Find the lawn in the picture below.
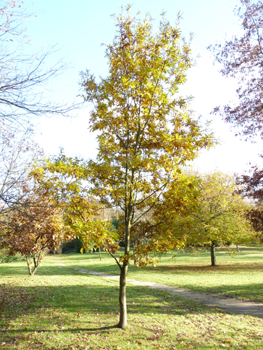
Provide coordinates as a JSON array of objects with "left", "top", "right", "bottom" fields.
[
  {"left": 56, "top": 246, "right": 263, "bottom": 303},
  {"left": 0, "top": 249, "right": 263, "bottom": 350}
]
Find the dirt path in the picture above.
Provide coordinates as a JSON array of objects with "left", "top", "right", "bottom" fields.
[{"left": 55, "top": 263, "right": 263, "bottom": 319}]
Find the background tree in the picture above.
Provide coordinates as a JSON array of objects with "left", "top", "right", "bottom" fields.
[
  {"left": 0, "top": 123, "right": 42, "bottom": 217},
  {"left": 0, "top": 195, "right": 64, "bottom": 276},
  {"left": 0, "top": 1, "right": 79, "bottom": 262},
  {"left": 0, "top": 123, "right": 47, "bottom": 261},
  {"left": 162, "top": 172, "right": 254, "bottom": 266},
  {"left": 0, "top": 0, "right": 77, "bottom": 128},
  {"left": 210, "top": 0, "right": 263, "bottom": 236},
  {"left": 80, "top": 7, "right": 213, "bottom": 328},
  {"left": 236, "top": 168, "right": 263, "bottom": 240},
  {"left": 210, "top": 0, "right": 263, "bottom": 139}
]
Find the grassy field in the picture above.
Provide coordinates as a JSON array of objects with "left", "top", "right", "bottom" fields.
[
  {"left": 56, "top": 246, "right": 263, "bottom": 303},
  {"left": 0, "top": 248, "right": 263, "bottom": 349}
]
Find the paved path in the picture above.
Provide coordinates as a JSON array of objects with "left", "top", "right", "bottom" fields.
[{"left": 54, "top": 263, "right": 263, "bottom": 319}]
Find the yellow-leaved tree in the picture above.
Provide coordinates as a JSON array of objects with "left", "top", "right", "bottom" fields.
[
  {"left": 80, "top": 7, "right": 213, "bottom": 328},
  {"left": 157, "top": 172, "right": 255, "bottom": 266}
]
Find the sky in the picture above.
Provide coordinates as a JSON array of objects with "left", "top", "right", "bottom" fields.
[{"left": 20, "top": 0, "right": 263, "bottom": 175}]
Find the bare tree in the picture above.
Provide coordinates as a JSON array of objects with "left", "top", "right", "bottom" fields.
[
  {"left": 0, "top": 0, "right": 78, "bottom": 128},
  {"left": 0, "top": 123, "right": 42, "bottom": 219}
]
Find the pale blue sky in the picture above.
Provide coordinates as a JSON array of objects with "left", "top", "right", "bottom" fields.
[{"left": 21, "top": 0, "right": 263, "bottom": 174}]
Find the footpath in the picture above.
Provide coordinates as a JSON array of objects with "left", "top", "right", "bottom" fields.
[{"left": 55, "top": 263, "right": 263, "bottom": 319}]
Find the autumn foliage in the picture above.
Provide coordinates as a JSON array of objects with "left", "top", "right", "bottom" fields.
[
  {"left": 80, "top": 7, "right": 213, "bottom": 328},
  {"left": 210, "top": 0, "right": 263, "bottom": 244},
  {"left": 1, "top": 196, "right": 64, "bottom": 275},
  {"left": 30, "top": 153, "right": 116, "bottom": 254},
  {"left": 236, "top": 168, "right": 263, "bottom": 239},
  {"left": 210, "top": 0, "right": 263, "bottom": 139},
  {"left": 163, "top": 172, "right": 254, "bottom": 266}
]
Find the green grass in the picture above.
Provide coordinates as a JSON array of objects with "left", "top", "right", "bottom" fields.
[
  {"left": 56, "top": 246, "right": 263, "bottom": 303},
  {"left": 1, "top": 252, "right": 263, "bottom": 349}
]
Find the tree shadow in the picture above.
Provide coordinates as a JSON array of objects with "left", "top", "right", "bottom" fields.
[
  {"left": 0, "top": 264, "right": 107, "bottom": 277},
  {"left": 0, "top": 281, "right": 233, "bottom": 331},
  {"left": 0, "top": 325, "right": 117, "bottom": 334},
  {"left": 125, "top": 262, "right": 263, "bottom": 277}
]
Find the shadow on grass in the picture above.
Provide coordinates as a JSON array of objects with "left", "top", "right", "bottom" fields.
[
  {"left": 2, "top": 260, "right": 263, "bottom": 279},
  {"left": 0, "top": 281, "right": 232, "bottom": 331},
  {"left": 0, "top": 264, "right": 109, "bottom": 277},
  {"left": 0, "top": 325, "right": 118, "bottom": 333},
  {"left": 149, "top": 262, "right": 263, "bottom": 273}
]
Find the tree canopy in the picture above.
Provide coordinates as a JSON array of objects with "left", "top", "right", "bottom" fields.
[
  {"left": 210, "top": 0, "right": 263, "bottom": 242},
  {"left": 160, "top": 172, "right": 254, "bottom": 266},
  {"left": 0, "top": 195, "right": 64, "bottom": 275}
]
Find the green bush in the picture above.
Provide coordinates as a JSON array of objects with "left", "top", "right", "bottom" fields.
[
  {"left": 62, "top": 237, "right": 85, "bottom": 254},
  {"left": 0, "top": 252, "right": 25, "bottom": 263}
]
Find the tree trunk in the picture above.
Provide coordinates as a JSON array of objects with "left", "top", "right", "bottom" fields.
[
  {"left": 99, "top": 247, "right": 102, "bottom": 261},
  {"left": 211, "top": 243, "right": 216, "bottom": 266},
  {"left": 26, "top": 256, "right": 38, "bottom": 275},
  {"left": 26, "top": 256, "right": 32, "bottom": 275},
  {"left": 117, "top": 206, "right": 131, "bottom": 328},
  {"left": 117, "top": 263, "right": 128, "bottom": 328},
  {"left": 30, "top": 266, "right": 38, "bottom": 276},
  {"left": 26, "top": 254, "right": 40, "bottom": 276},
  {"left": 236, "top": 244, "right": 240, "bottom": 252}
]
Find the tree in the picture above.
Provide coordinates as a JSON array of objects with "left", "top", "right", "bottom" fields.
[
  {"left": 210, "top": 0, "right": 263, "bottom": 239},
  {"left": 0, "top": 123, "right": 42, "bottom": 217},
  {"left": 0, "top": 195, "right": 65, "bottom": 275},
  {"left": 80, "top": 7, "right": 213, "bottom": 328},
  {"left": 162, "top": 172, "right": 254, "bottom": 266},
  {"left": 236, "top": 168, "right": 263, "bottom": 240},
  {"left": 0, "top": 122, "right": 46, "bottom": 249},
  {"left": 210, "top": 0, "right": 263, "bottom": 139},
  {"left": 0, "top": 0, "right": 77, "bottom": 128}
]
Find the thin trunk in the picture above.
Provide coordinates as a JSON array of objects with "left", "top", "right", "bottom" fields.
[
  {"left": 117, "top": 264, "right": 128, "bottom": 328},
  {"left": 99, "top": 247, "right": 102, "bottom": 261},
  {"left": 30, "top": 266, "right": 38, "bottom": 276},
  {"left": 26, "top": 254, "right": 40, "bottom": 276},
  {"left": 236, "top": 244, "right": 240, "bottom": 252},
  {"left": 117, "top": 137, "right": 133, "bottom": 329},
  {"left": 133, "top": 242, "right": 137, "bottom": 265},
  {"left": 26, "top": 256, "right": 32, "bottom": 275},
  {"left": 117, "top": 195, "right": 131, "bottom": 328},
  {"left": 211, "top": 242, "right": 216, "bottom": 266}
]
